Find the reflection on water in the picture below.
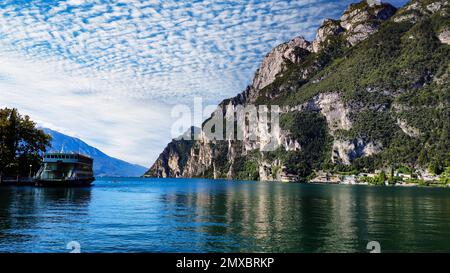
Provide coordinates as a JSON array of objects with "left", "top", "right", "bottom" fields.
[
  {"left": 1, "top": 178, "right": 450, "bottom": 253},
  {"left": 0, "top": 186, "right": 91, "bottom": 252}
]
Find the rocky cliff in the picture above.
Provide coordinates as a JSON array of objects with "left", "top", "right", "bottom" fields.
[{"left": 146, "top": 0, "right": 450, "bottom": 181}]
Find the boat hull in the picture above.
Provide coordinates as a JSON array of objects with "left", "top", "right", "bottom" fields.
[{"left": 35, "top": 178, "right": 95, "bottom": 187}]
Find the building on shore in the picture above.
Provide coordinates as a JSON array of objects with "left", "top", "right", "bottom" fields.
[
  {"left": 310, "top": 171, "right": 341, "bottom": 184},
  {"left": 280, "top": 174, "right": 299, "bottom": 183}
]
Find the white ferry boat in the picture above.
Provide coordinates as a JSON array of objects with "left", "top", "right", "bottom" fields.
[{"left": 34, "top": 153, "right": 95, "bottom": 187}]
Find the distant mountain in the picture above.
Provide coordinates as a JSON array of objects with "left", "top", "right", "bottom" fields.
[{"left": 43, "top": 128, "right": 147, "bottom": 177}]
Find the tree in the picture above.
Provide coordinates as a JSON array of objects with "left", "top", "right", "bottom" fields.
[
  {"left": 0, "top": 108, "right": 51, "bottom": 177},
  {"left": 378, "top": 171, "right": 386, "bottom": 185}
]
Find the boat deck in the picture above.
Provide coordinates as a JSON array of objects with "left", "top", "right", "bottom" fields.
[{"left": 0, "top": 178, "right": 35, "bottom": 186}]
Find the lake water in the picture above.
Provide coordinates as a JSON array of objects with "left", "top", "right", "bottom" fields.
[{"left": 1, "top": 178, "right": 450, "bottom": 253}]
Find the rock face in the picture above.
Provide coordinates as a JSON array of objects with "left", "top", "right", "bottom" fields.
[
  {"left": 182, "top": 132, "right": 214, "bottom": 177},
  {"left": 340, "top": 1, "right": 397, "bottom": 46},
  {"left": 311, "top": 19, "right": 344, "bottom": 52},
  {"left": 308, "top": 93, "right": 352, "bottom": 133},
  {"left": 397, "top": 119, "right": 421, "bottom": 138},
  {"left": 146, "top": 0, "right": 450, "bottom": 182},
  {"left": 147, "top": 141, "right": 184, "bottom": 178},
  {"left": 259, "top": 159, "right": 284, "bottom": 182},
  {"left": 146, "top": 127, "right": 198, "bottom": 178},
  {"left": 426, "top": 0, "right": 448, "bottom": 14},
  {"left": 246, "top": 0, "right": 398, "bottom": 100},
  {"left": 394, "top": 0, "right": 449, "bottom": 23},
  {"left": 311, "top": 0, "right": 396, "bottom": 52},
  {"left": 249, "top": 36, "right": 311, "bottom": 100},
  {"left": 332, "top": 138, "right": 382, "bottom": 165},
  {"left": 439, "top": 28, "right": 450, "bottom": 45}
]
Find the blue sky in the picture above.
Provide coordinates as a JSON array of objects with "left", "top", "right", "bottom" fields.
[{"left": 0, "top": 0, "right": 409, "bottom": 166}]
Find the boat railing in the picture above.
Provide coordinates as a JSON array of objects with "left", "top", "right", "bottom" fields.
[
  {"left": 1, "top": 176, "right": 19, "bottom": 182},
  {"left": 0, "top": 176, "right": 35, "bottom": 186}
]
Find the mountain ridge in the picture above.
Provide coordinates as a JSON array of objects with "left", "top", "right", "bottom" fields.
[
  {"left": 43, "top": 128, "right": 147, "bottom": 177},
  {"left": 145, "top": 0, "right": 450, "bottom": 183}
]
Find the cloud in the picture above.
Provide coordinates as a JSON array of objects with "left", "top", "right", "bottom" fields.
[
  {"left": 0, "top": 53, "right": 175, "bottom": 165},
  {"left": 0, "top": 0, "right": 409, "bottom": 166},
  {"left": 67, "top": 0, "right": 86, "bottom": 6}
]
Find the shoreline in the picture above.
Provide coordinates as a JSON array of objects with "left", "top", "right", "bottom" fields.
[
  {"left": 1, "top": 176, "right": 448, "bottom": 189},
  {"left": 140, "top": 176, "right": 450, "bottom": 188}
]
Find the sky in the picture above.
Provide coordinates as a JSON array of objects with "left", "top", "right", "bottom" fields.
[{"left": 0, "top": 0, "right": 409, "bottom": 167}]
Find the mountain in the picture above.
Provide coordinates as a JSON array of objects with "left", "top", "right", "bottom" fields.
[
  {"left": 43, "top": 128, "right": 147, "bottom": 177},
  {"left": 145, "top": 0, "right": 450, "bottom": 182}
]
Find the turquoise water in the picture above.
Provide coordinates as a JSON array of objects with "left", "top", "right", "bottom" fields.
[{"left": 1, "top": 178, "right": 450, "bottom": 253}]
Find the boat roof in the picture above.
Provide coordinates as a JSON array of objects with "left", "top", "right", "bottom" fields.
[{"left": 43, "top": 153, "right": 92, "bottom": 160}]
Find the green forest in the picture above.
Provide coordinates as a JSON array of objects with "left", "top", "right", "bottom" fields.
[{"left": 0, "top": 108, "right": 51, "bottom": 178}]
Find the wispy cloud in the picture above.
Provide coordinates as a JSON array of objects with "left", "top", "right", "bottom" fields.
[{"left": 0, "top": 0, "right": 408, "bottom": 166}]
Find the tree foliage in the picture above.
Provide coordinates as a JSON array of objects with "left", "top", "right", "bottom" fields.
[{"left": 0, "top": 108, "right": 51, "bottom": 177}]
